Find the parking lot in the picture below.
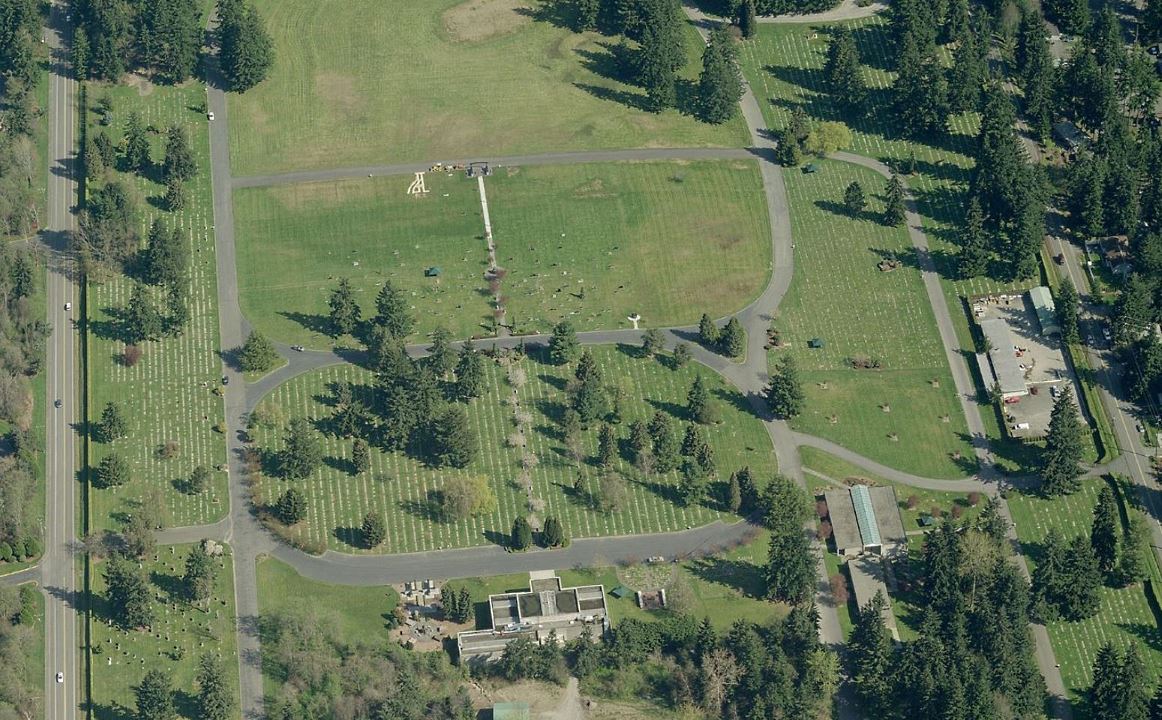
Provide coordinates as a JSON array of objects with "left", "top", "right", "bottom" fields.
[{"left": 973, "top": 292, "right": 1082, "bottom": 439}]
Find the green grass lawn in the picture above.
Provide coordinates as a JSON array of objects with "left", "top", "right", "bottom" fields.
[
  {"left": 256, "top": 555, "right": 400, "bottom": 646},
  {"left": 90, "top": 544, "right": 239, "bottom": 720},
  {"left": 773, "top": 159, "right": 973, "bottom": 478},
  {"left": 233, "top": 159, "right": 771, "bottom": 347},
  {"left": 1007, "top": 479, "right": 1162, "bottom": 703},
  {"left": 249, "top": 344, "right": 776, "bottom": 554},
  {"left": 233, "top": 171, "right": 489, "bottom": 346},
  {"left": 85, "top": 80, "right": 228, "bottom": 532},
  {"left": 737, "top": 19, "right": 1039, "bottom": 422},
  {"left": 488, "top": 160, "right": 771, "bottom": 335},
  {"left": 800, "top": 447, "right": 984, "bottom": 530},
  {"left": 228, "top": 0, "right": 749, "bottom": 176}
]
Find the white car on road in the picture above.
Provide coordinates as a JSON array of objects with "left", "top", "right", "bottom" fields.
[{"left": 56, "top": 672, "right": 63, "bottom": 683}]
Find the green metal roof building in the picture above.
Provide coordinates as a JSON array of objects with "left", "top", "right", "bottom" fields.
[
  {"left": 493, "top": 702, "right": 531, "bottom": 720},
  {"left": 1029, "top": 286, "right": 1060, "bottom": 336}
]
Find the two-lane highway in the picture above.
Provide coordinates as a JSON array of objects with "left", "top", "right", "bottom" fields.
[{"left": 41, "top": 2, "right": 81, "bottom": 718}]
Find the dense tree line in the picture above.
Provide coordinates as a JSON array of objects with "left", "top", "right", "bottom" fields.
[
  {"left": 0, "top": 246, "right": 47, "bottom": 561},
  {"left": 262, "top": 606, "right": 474, "bottom": 720},
  {"left": 0, "top": 0, "right": 42, "bottom": 240},
  {"left": 494, "top": 605, "right": 836, "bottom": 718},
  {"left": 565, "top": 0, "right": 746, "bottom": 121},
  {"left": 71, "top": 0, "right": 274, "bottom": 88},
  {"left": 72, "top": 0, "right": 201, "bottom": 82},
  {"left": 850, "top": 521, "right": 1047, "bottom": 719},
  {"left": 0, "top": 585, "right": 40, "bottom": 717}
]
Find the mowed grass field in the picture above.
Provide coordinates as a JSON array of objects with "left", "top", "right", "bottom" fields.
[
  {"left": 86, "top": 81, "right": 228, "bottom": 532},
  {"left": 736, "top": 19, "right": 1037, "bottom": 354},
  {"left": 487, "top": 160, "right": 772, "bottom": 334},
  {"left": 90, "top": 544, "right": 238, "bottom": 720},
  {"left": 1007, "top": 480, "right": 1162, "bottom": 703},
  {"left": 775, "top": 159, "right": 973, "bottom": 478},
  {"left": 233, "top": 160, "right": 771, "bottom": 346},
  {"left": 233, "top": 172, "right": 489, "bottom": 346},
  {"left": 250, "top": 345, "right": 777, "bottom": 554},
  {"left": 228, "top": 0, "right": 750, "bottom": 176},
  {"left": 256, "top": 556, "right": 400, "bottom": 646}
]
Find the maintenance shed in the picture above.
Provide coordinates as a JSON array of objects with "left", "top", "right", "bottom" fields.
[
  {"left": 1029, "top": 286, "right": 1060, "bottom": 336},
  {"left": 823, "top": 485, "right": 907, "bottom": 559}
]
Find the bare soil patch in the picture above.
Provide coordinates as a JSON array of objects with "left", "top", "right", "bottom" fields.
[
  {"left": 442, "top": 0, "right": 532, "bottom": 43},
  {"left": 268, "top": 178, "right": 378, "bottom": 211},
  {"left": 124, "top": 72, "right": 155, "bottom": 96},
  {"left": 314, "top": 72, "right": 365, "bottom": 115}
]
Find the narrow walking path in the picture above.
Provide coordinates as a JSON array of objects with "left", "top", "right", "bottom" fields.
[
  {"left": 232, "top": 147, "right": 757, "bottom": 189},
  {"left": 476, "top": 174, "right": 508, "bottom": 335}
]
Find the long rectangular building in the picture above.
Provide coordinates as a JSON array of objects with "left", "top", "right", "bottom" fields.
[{"left": 979, "top": 318, "right": 1027, "bottom": 399}]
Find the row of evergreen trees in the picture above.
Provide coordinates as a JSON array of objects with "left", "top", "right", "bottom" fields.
[
  {"left": 567, "top": 0, "right": 744, "bottom": 122},
  {"left": 72, "top": 0, "right": 272, "bottom": 90},
  {"left": 493, "top": 605, "right": 836, "bottom": 718}
]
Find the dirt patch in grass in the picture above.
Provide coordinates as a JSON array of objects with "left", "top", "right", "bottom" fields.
[
  {"left": 314, "top": 72, "right": 364, "bottom": 115},
  {"left": 572, "top": 178, "right": 612, "bottom": 199},
  {"left": 267, "top": 178, "right": 378, "bottom": 211},
  {"left": 442, "top": 0, "right": 533, "bottom": 43},
  {"left": 124, "top": 72, "right": 155, "bottom": 96}
]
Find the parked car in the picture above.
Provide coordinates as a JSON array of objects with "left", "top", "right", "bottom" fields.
[{"left": 1054, "top": 253, "right": 1065, "bottom": 265}]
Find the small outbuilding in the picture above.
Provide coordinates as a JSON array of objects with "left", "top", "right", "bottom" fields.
[
  {"left": 492, "top": 702, "right": 530, "bottom": 720},
  {"left": 808, "top": 337, "right": 825, "bottom": 349},
  {"left": 424, "top": 266, "right": 442, "bottom": 277},
  {"left": 1028, "top": 286, "right": 1059, "bottom": 336},
  {"left": 803, "top": 163, "right": 819, "bottom": 174},
  {"left": 1052, "top": 121, "right": 1088, "bottom": 153}
]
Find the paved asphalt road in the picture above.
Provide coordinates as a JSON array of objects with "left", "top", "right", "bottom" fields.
[
  {"left": 1049, "top": 235, "right": 1162, "bottom": 568},
  {"left": 40, "top": 2, "right": 81, "bottom": 718}
]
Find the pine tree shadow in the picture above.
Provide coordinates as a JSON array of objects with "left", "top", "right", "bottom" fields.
[
  {"left": 399, "top": 491, "right": 445, "bottom": 523},
  {"left": 514, "top": 1, "right": 579, "bottom": 31},
  {"left": 332, "top": 526, "right": 361, "bottom": 549},
  {"left": 323, "top": 455, "right": 356, "bottom": 476},
  {"left": 91, "top": 702, "right": 133, "bottom": 720},
  {"left": 686, "top": 556, "right": 766, "bottom": 598},
  {"left": 646, "top": 397, "right": 687, "bottom": 420},
  {"left": 278, "top": 311, "right": 333, "bottom": 338},
  {"left": 148, "top": 570, "right": 186, "bottom": 603}
]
